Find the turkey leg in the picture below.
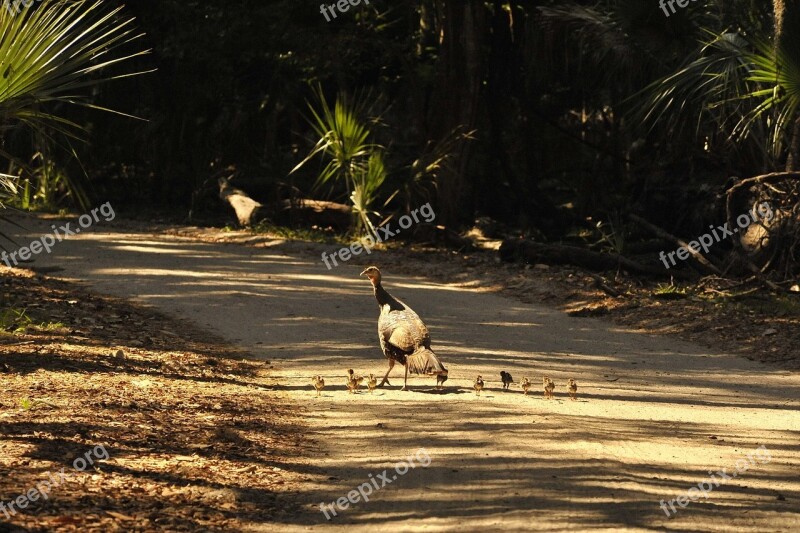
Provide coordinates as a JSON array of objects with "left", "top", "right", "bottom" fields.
[
  {"left": 401, "top": 364, "right": 409, "bottom": 391},
  {"left": 378, "top": 359, "right": 395, "bottom": 387}
]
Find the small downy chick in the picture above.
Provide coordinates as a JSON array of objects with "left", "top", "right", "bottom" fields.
[
  {"left": 368, "top": 374, "right": 378, "bottom": 393},
  {"left": 521, "top": 377, "right": 531, "bottom": 395},
  {"left": 347, "top": 369, "right": 362, "bottom": 394},
  {"left": 543, "top": 377, "right": 555, "bottom": 399},
  {"left": 567, "top": 378, "right": 577, "bottom": 401},
  {"left": 474, "top": 375, "right": 484, "bottom": 396},
  {"left": 436, "top": 371, "right": 448, "bottom": 390},
  {"left": 500, "top": 371, "right": 514, "bottom": 390},
  {"left": 312, "top": 375, "right": 325, "bottom": 397}
]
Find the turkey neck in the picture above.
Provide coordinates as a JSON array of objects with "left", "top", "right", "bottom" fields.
[{"left": 372, "top": 282, "right": 394, "bottom": 307}]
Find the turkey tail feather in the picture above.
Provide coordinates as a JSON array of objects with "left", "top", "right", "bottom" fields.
[{"left": 407, "top": 348, "right": 447, "bottom": 376}]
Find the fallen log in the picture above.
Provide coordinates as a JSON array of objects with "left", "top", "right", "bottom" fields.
[
  {"left": 218, "top": 177, "right": 263, "bottom": 226},
  {"left": 586, "top": 272, "right": 624, "bottom": 298},
  {"left": 629, "top": 213, "right": 723, "bottom": 275},
  {"left": 276, "top": 198, "right": 351, "bottom": 230},
  {"left": 410, "top": 224, "right": 474, "bottom": 251},
  {"left": 499, "top": 238, "right": 691, "bottom": 279},
  {"left": 218, "top": 177, "right": 352, "bottom": 229}
]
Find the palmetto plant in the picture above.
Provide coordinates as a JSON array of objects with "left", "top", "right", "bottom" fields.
[
  {"left": 397, "top": 125, "right": 475, "bottom": 214},
  {"left": 742, "top": 34, "right": 800, "bottom": 167},
  {"left": 636, "top": 25, "right": 800, "bottom": 169},
  {"left": 536, "top": 0, "right": 773, "bottom": 171},
  {"left": 634, "top": 8, "right": 800, "bottom": 276},
  {"left": 291, "top": 86, "right": 387, "bottom": 237},
  {"left": 0, "top": 0, "right": 149, "bottom": 141},
  {"left": 0, "top": 0, "right": 149, "bottom": 215},
  {"left": 0, "top": 173, "right": 15, "bottom": 205},
  {"left": 0, "top": 172, "right": 18, "bottom": 247},
  {"left": 350, "top": 151, "right": 387, "bottom": 236}
]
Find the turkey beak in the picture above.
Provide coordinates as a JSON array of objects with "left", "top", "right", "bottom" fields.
[{"left": 360, "top": 269, "right": 369, "bottom": 277}]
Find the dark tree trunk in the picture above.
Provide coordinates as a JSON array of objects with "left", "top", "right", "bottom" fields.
[
  {"left": 486, "top": 1, "right": 522, "bottom": 207},
  {"left": 774, "top": 0, "right": 800, "bottom": 44},
  {"left": 484, "top": 0, "right": 565, "bottom": 235},
  {"left": 429, "top": 0, "right": 486, "bottom": 228}
]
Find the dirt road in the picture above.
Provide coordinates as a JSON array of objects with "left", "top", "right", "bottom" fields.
[{"left": 9, "top": 214, "right": 799, "bottom": 532}]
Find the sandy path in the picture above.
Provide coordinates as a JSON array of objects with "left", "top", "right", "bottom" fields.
[{"left": 6, "top": 215, "right": 799, "bottom": 532}]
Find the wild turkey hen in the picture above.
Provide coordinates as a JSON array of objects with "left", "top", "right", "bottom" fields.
[{"left": 361, "top": 266, "right": 448, "bottom": 391}]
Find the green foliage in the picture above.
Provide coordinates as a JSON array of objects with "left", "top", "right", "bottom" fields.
[
  {"left": 291, "top": 86, "right": 471, "bottom": 236},
  {"left": 11, "top": 151, "right": 86, "bottom": 211},
  {"left": 294, "top": 87, "right": 377, "bottom": 189},
  {"left": 0, "top": 0, "right": 149, "bottom": 141},
  {"left": 396, "top": 126, "right": 475, "bottom": 213},
  {"left": 0, "top": 173, "right": 17, "bottom": 207},
  {"left": 0, "top": 0, "right": 790, "bottom": 252},
  {"left": 249, "top": 221, "right": 342, "bottom": 244},
  {"left": 653, "top": 282, "right": 689, "bottom": 299},
  {"left": 0, "top": 0, "right": 149, "bottom": 211},
  {"left": 292, "top": 86, "right": 387, "bottom": 237},
  {"left": 738, "top": 36, "right": 800, "bottom": 159},
  {"left": 17, "top": 397, "right": 53, "bottom": 411},
  {"left": 0, "top": 307, "right": 65, "bottom": 334},
  {"left": 351, "top": 151, "right": 388, "bottom": 234},
  {"left": 595, "top": 213, "right": 626, "bottom": 255},
  {"left": 634, "top": 32, "right": 766, "bottom": 162},
  {"left": 635, "top": 16, "right": 800, "bottom": 168},
  {"left": 0, "top": 174, "right": 19, "bottom": 249},
  {"left": 0, "top": 307, "right": 33, "bottom": 333}
]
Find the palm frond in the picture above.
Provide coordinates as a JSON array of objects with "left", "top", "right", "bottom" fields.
[
  {"left": 632, "top": 31, "right": 755, "bottom": 146},
  {"left": 0, "top": 173, "right": 20, "bottom": 250},
  {"left": 0, "top": 0, "right": 149, "bottom": 213},
  {"left": 634, "top": 24, "right": 800, "bottom": 166},
  {"left": 351, "top": 152, "right": 387, "bottom": 236},
  {"left": 0, "top": 0, "right": 151, "bottom": 137},
  {"left": 0, "top": 172, "right": 18, "bottom": 206},
  {"left": 399, "top": 126, "right": 475, "bottom": 211},
  {"left": 733, "top": 36, "right": 800, "bottom": 158}
]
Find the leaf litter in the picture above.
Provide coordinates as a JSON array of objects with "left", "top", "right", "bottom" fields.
[{"left": 0, "top": 266, "right": 309, "bottom": 532}]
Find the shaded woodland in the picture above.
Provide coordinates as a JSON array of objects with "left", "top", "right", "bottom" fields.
[
  {"left": 2, "top": 0, "right": 800, "bottom": 284},
  {"left": 2, "top": 4, "right": 800, "bottom": 532}
]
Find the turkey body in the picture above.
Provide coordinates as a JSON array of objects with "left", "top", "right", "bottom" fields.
[{"left": 375, "top": 284, "right": 440, "bottom": 373}]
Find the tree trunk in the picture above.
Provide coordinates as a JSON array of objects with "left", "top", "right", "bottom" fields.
[
  {"left": 773, "top": 0, "right": 800, "bottom": 44},
  {"left": 429, "top": 0, "right": 486, "bottom": 228}
]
